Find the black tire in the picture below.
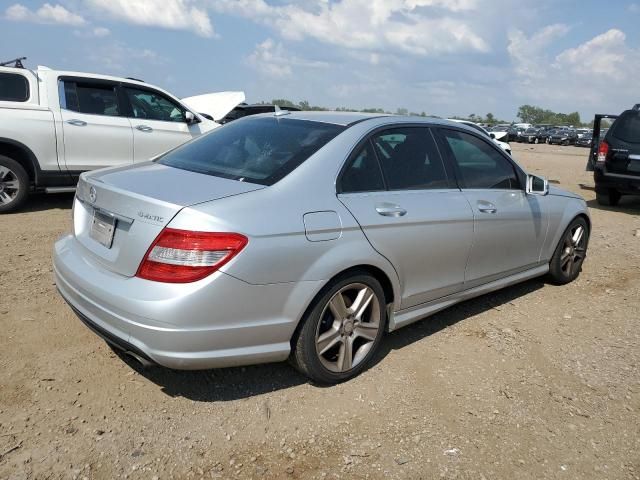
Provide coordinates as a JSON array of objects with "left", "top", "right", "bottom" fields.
[
  {"left": 596, "top": 189, "right": 621, "bottom": 207},
  {"left": 0, "top": 155, "right": 29, "bottom": 213},
  {"left": 548, "top": 217, "right": 589, "bottom": 285},
  {"left": 290, "top": 271, "right": 386, "bottom": 384}
]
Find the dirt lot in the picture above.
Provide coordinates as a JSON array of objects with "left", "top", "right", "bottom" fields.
[{"left": 1, "top": 142, "right": 639, "bottom": 480}]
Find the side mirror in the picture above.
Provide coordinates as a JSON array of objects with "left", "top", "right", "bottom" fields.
[
  {"left": 489, "top": 133, "right": 496, "bottom": 139},
  {"left": 185, "top": 111, "right": 198, "bottom": 125},
  {"left": 526, "top": 174, "right": 548, "bottom": 196}
]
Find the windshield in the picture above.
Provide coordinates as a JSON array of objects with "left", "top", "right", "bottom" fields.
[
  {"left": 525, "top": 128, "right": 537, "bottom": 134},
  {"left": 158, "top": 117, "right": 345, "bottom": 185}
]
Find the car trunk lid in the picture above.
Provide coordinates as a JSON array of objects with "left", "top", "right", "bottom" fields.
[{"left": 74, "top": 162, "right": 263, "bottom": 277}]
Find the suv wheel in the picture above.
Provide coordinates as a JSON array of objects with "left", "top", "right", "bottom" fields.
[
  {"left": 596, "top": 188, "right": 621, "bottom": 207},
  {"left": 290, "top": 272, "right": 386, "bottom": 384},
  {"left": 548, "top": 217, "right": 589, "bottom": 285},
  {"left": 0, "top": 155, "right": 29, "bottom": 213}
]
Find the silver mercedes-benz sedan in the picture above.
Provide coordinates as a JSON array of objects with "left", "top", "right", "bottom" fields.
[{"left": 53, "top": 112, "right": 590, "bottom": 384}]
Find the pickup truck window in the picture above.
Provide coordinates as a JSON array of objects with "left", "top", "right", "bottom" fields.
[
  {"left": 61, "top": 80, "right": 120, "bottom": 116},
  {"left": 0, "top": 72, "right": 29, "bottom": 102},
  {"left": 124, "top": 87, "right": 186, "bottom": 123}
]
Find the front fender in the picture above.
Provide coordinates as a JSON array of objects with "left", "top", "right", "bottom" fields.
[{"left": 540, "top": 196, "right": 590, "bottom": 262}]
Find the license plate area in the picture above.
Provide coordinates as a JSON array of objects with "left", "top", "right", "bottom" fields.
[{"left": 90, "top": 210, "right": 117, "bottom": 249}]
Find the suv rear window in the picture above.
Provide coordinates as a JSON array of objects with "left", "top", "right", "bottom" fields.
[
  {"left": 158, "top": 117, "right": 344, "bottom": 186},
  {"left": 0, "top": 72, "right": 29, "bottom": 102},
  {"left": 611, "top": 111, "right": 640, "bottom": 143}
]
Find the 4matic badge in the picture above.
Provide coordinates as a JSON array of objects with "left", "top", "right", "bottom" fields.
[{"left": 138, "top": 211, "right": 164, "bottom": 223}]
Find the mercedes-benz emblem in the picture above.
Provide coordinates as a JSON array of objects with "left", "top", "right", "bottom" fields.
[{"left": 89, "top": 186, "right": 97, "bottom": 204}]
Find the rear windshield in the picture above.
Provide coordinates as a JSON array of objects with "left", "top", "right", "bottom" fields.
[
  {"left": 0, "top": 72, "right": 29, "bottom": 102},
  {"left": 158, "top": 117, "right": 344, "bottom": 185},
  {"left": 611, "top": 111, "right": 640, "bottom": 143}
]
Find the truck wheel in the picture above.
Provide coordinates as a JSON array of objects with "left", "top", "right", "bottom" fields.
[
  {"left": 596, "top": 189, "right": 621, "bottom": 207},
  {"left": 0, "top": 155, "right": 29, "bottom": 213}
]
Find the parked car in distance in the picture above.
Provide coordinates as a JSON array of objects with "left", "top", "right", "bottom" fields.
[
  {"left": 448, "top": 119, "right": 511, "bottom": 155},
  {"left": 575, "top": 132, "right": 593, "bottom": 148},
  {"left": 220, "top": 103, "right": 301, "bottom": 124},
  {"left": 0, "top": 61, "right": 244, "bottom": 213},
  {"left": 576, "top": 128, "right": 590, "bottom": 139},
  {"left": 536, "top": 127, "right": 554, "bottom": 144},
  {"left": 548, "top": 128, "right": 578, "bottom": 145},
  {"left": 489, "top": 125, "right": 510, "bottom": 142},
  {"left": 520, "top": 128, "right": 540, "bottom": 144},
  {"left": 588, "top": 105, "right": 640, "bottom": 206},
  {"left": 510, "top": 127, "right": 526, "bottom": 142},
  {"left": 53, "top": 112, "right": 590, "bottom": 384}
]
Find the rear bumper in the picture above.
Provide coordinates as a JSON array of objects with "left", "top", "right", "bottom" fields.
[
  {"left": 53, "top": 234, "right": 323, "bottom": 369},
  {"left": 594, "top": 168, "right": 640, "bottom": 194}
]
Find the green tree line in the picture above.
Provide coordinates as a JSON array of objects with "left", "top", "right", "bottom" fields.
[
  {"left": 264, "top": 99, "right": 588, "bottom": 127},
  {"left": 516, "top": 105, "right": 584, "bottom": 126}
]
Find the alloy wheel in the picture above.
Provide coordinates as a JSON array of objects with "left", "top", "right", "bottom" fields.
[
  {"left": 560, "top": 224, "right": 587, "bottom": 276},
  {"left": 315, "top": 283, "right": 382, "bottom": 373},
  {"left": 0, "top": 165, "right": 20, "bottom": 206}
]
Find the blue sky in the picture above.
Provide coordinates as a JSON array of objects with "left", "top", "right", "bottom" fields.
[{"left": 1, "top": 0, "right": 638, "bottom": 122}]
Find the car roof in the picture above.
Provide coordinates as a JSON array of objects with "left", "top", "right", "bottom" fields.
[
  {"left": 265, "top": 111, "right": 388, "bottom": 126},
  {"left": 252, "top": 111, "right": 484, "bottom": 132}
]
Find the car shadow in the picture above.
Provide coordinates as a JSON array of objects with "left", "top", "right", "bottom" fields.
[
  {"left": 586, "top": 195, "right": 640, "bottom": 215},
  {"left": 123, "top": 278, "right": 546, "bottom": 402},
  {"left": 372, "top": 278, "right": 545, "bottom": 368},
  {"left": 13, "top": 192, "right": 75, "bottom": 213}
]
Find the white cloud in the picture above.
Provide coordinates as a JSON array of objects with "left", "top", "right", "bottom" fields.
[
  {"left": 87, "top": 43, "right": 166, "bottom": 73},
  {"left": 5, "top": 3, "right": 86, "bottom": 26},
  {"left": 74, "top": 26, "right": 111, "bottom": 38},
  {"left": 509, "top": 26, "right": 640, "bottom": 115},
  {"left": 91, "top": 26, "right": 110, "bottom": 37},
  {"left": 85, "top": 0, "right": 214, "bottom": 37},
  {"left": 247, "top": 38, "right": 329, "bottom": 78},
  {"left": 554, "top": 29, "right": 627, "bottom": 77},
  {"left": 212, "top": 0, "right": 489, "bottom": 56},
  {"left": 507, "top": 24, "right": 570, "bottom": 80}
]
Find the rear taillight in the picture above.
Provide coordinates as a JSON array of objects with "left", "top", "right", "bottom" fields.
[
  {"left": 597, "top": 140, "right": 609, "bottom": 163},
  {"left": 136, "top": 228, "right": 248, "bottom": 283}
]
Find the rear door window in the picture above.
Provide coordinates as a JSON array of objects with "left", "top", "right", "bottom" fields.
[
  {"left": 372, "top": 127, "right": 449, "bottom": 190},
  {"left": 0, "top": 72, "right": 29, "bottom": 102},
  {"left": 611, "top": 111, "right": 640, "bottom": 143},
  {"left": 61, "top": 80, "right": 120, "bottom": 116},
  {"left": 340, "top": 141, "right": 385, "bottom": 193},
  {"left": 158, "top": 117, "right": 344, "bottom": 185}
]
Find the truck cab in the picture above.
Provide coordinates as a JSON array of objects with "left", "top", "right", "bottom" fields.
[{"left": 0, "top": 61, "right": 243, "bottom": 213}]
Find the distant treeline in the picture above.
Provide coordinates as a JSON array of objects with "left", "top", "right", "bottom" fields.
[{"left": 261, "top": 99, "right": 589, "bottom": 127}]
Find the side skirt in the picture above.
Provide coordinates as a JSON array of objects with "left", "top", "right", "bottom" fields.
[{"left": 388, "top": 264, "right": 549, "bottom": 331}]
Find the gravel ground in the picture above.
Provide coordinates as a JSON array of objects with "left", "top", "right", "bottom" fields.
[{"left": 1, "top": 142, "right": 639, "bottom": 480}]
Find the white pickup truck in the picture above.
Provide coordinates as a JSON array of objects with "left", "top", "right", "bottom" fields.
[{"left": 0, "top": 62, "right": 244, "bottom": 213}]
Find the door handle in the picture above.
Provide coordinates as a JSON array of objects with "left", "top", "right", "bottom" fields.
[
  {"left": 135, "top": 125, "right": 153, "bottom": 132},
  {"left": 477, "top": 201, "right": 497, "bottom": 214},
  {"left": 375, "top": 203, "right": 407, "bottom": 217},
  {"left": 66, "top": 119, "right": 87, "bottom": 127}
]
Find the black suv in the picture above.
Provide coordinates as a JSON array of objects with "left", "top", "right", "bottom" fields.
[{"left": 588, "top": 105, "right": 640, "bottom": 206}]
